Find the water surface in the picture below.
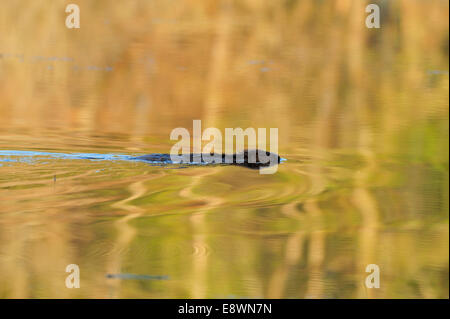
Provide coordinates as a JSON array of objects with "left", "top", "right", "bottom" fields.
[{"left": 0, "top": 0, "right": 448, "bottom": 298}]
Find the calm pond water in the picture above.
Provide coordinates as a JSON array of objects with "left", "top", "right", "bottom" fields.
[{"left": 0, "top": 1, "right": 448, "bottom": 298}]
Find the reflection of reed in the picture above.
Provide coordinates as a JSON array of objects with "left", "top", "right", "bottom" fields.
[
  {"left": 203, "top": 0, "right": 233, "bottom": 128},
  {"left": 345, "top": 2, "right": 381, "bottom": 297},
  {"left": 179, "top": 154, "right": 226, "bottom": 298},
  {"left": 107, "top": 180, "right": 147, "bottom": 298},
  {"left": 0, "top": 209, "right": 79, "bottom": 298},
  {"left": 353, "top": 186, "right": 378, "bottom": 299},
  {"left": 181, "top": 0, "right": 234, "bottom": 297},
  {"left": 303, "top": 202, "right": 326, "bottom": 298},
  {"left": 2, "top": 223, "right": 31, "bottom": 298},
  {"left": 296, "top": 18, "right": 342, "bottom": 297},
  {"left": 267, "top": 232, "right": 304, "bottom": 298}
]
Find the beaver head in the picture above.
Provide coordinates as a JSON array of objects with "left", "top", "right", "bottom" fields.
[{"left": 220, "top": 149, "right": 281, "bottom": 169}]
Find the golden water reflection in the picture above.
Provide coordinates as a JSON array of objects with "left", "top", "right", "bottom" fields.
[{"left": 0, "top": 0, "right": 448, "bottom": 298}]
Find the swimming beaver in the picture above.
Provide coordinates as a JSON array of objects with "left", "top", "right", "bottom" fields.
[{"left": 133, "top": 149, "right": 281, "bottom": 169}]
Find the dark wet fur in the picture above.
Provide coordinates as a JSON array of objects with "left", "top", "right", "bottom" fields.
[{"left": 134, "top": 149, "right": 280, "bottom": 169}]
